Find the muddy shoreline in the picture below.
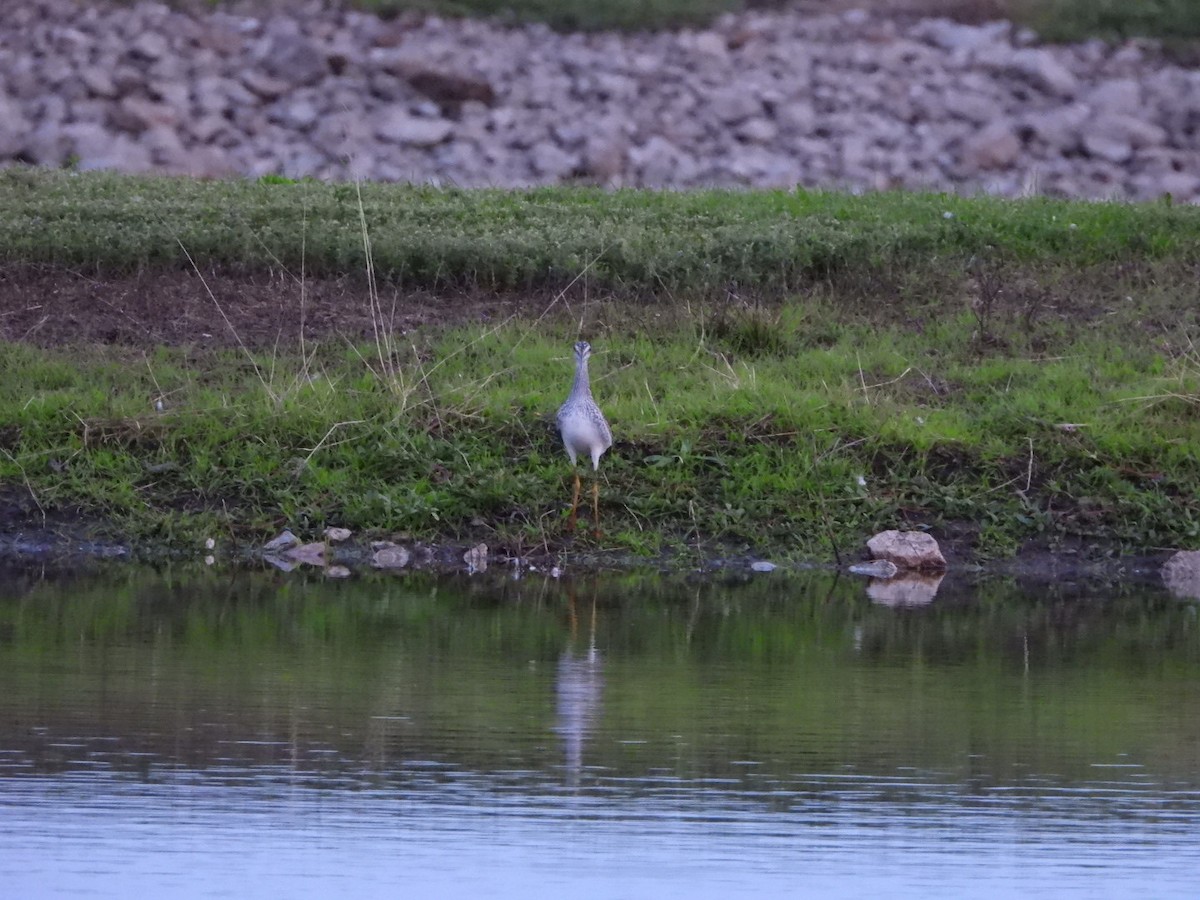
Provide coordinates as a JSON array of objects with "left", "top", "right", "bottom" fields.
[{"left": 0, "top": 490, "right": 1173, "bottom": 589}]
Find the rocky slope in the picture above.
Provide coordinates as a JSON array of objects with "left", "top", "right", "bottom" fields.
[{"left": 2, "top": 0, "right": 1198, "bottom": 200}]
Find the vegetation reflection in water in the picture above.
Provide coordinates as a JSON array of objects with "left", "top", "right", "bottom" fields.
[{"left": 2, "top": 564, "right": 1199, "bottom": 797}]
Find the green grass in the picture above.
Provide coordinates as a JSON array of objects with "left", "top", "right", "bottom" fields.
[
  {"left": 161, "top": 0, "right": 1200, "bottom": 41},
  {"left": 4, "top": 169, "right": 1199, "bottom": 295},
  {"left": 1020, "top": 0, "right": 1200, "bottom": 43},
  {"left": 3, "top": 170, "right": 1200, "bottom": 561}
]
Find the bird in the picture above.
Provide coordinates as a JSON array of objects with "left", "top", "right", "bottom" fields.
[{"left": 556, "top": 341, "right": 612, "bottom": 535}]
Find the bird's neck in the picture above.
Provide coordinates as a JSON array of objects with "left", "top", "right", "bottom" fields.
[{"left": 571, "top": 361, "right": 592, "bottom": 398}]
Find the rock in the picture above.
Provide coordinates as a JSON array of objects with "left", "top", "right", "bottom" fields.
[
  {"left": 708, "top": 86, "right": 761, "bottom": 125},
  {"left": 867, "top": 572, "right": 944, "bottom": 607},
  {"left": 630, "top": 135, "right": 695, "bottom": 187},
  {"left": 264, "top": 529, "right": 300, "bottom": 552},
  {"left": 866, "top": 530, "right": 947, "bottom": 572},
  {"left": 371, "top": 543, "right": 411, "bottom": 569},
  {"left": 262, "top": 33, "right": 328, "bottom": 86},
  {"left": 80, "top": 65, "right": 120, "bottom": 99},
  {"left": 1022, "top": 103, "right": 1090, "bottom": 153},
  {"left": 692, "top": 31, "right": 729, "bottom": 60},
  {"left": 581, "top": 131, "right": 626, "bottom": 182},
  {"left": 1090, "top": 113, "right": 1168, "bottom": 150},
  {"left": 112, "top": 96, "right": 178, "bottom": 132},
  {"left": 1005, "top": 48, "right": 1078, "bottom": 98},
  {"left": 74, "top": 130, "right": 155, "bottom": 174},
  {"left": 1162, "top": 550, "right": 1200, "bottom": 601},
  {"left": 0, "top": 96, "right": 31, "bottom": 157},
  {"left": 736, "top": 117, "right": 777, "bottom": 144},
  {"left": 0, "top": 1, "right": 1191, "bottom": 199},
  {"left": 271, "top": 96, "right": 319, "bottom": 130},
  {"left": 464, "top": 542, "right": 488, "bottom": 574},
  {"left": 530, "top": 141, "right": 577, "bottom": 178},
  {"left": 1159, "top": 171, "right": 1200, "bottom": 201},
  {"left": 1087, "top": 78, "right": 1141, "bottom": 115},
  {"left": 241, "top": 69, "right": 292, "bottom": 100},
  {"left": 961, "top": 120, "right": 1021, "bottom": 171},
  {"left": 142, "top": 124, "right": 187, "bottom": 165},
  {"left": 375, "top": 110, "right": 453, "bottom": 147},
  {"left": 749, "top": 560, "right": 777, "bottom": 573},
  {"left": 130, "top": 31, "right": 170, "bottom": 62},
  {"left": 325, "top": 565, "right": 352, "bottom": 578},
  {"left": 324, "top": 526, "right": 352, "bottom": 542},
  {"left": 1082, "top": 133, "right": 1132, "bottom": 165},
  {"left": 405, "top": 67, "right": 496, "bottom": 109},
  {"left": 943, "top": 90, "right": 1000, "bottom": 126},
  {"left": 189, "top": 113, "right": 229, "bottom": 143},
  {"left": 849, "top": 559, "right": 899, "bottom": 579},
  {"left": 282, "top": 542, "right": 327, "bottom": 567},
  {"left": 912, "top": 19, "right": 1007, "bottom": 53},
  {"left": 775, "top": 100, "right": 816, "bottom": 135}
]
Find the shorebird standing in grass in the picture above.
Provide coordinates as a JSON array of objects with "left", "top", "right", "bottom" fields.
[{"left": 556, "top": 341, "right": 612, "bottom": 536}]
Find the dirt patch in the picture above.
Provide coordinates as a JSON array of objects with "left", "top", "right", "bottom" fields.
[{"left": 0, "top": 265, "right": 541, "bottom": 350}]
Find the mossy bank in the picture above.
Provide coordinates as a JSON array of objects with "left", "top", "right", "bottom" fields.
[{"left": 1, "top": 169, "right": 1199, "bottom": 565}]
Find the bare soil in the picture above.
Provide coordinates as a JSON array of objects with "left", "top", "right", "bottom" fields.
[{"left": 0, "top": 264, "right": 536, "bottom": 350}]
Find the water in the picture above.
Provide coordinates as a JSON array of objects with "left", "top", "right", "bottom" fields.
[{"left": 2, "top": 563, "right": 1199, "bottom": 898}]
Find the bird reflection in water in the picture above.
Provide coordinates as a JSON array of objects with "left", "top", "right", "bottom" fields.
[{"left": 554, "top": 586, "right": 605, "bottom": 788}]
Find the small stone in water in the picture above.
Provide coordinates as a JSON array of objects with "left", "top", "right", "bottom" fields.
[
  {"left": 464, "top": 543, "right": 488, "bottom": 574},
  {"left": 372, "top": 545, "right": 411, "bottom": 569},
  {"left": 264, "top": 529, "right": 300, "bottom": 552},
  {"left": 849, "top": 559, "right": 900, "bottom": 579},
  {"left": 750, "top": 561, "right": 777, "bottom": 572}
]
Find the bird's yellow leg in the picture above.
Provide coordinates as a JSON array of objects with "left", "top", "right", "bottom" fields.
[
  {"left": 591, "top": 479, "right": 602, "bottom": 539},
  {"left": 568, "top": 472, "right": 581, "bottom": 531}
]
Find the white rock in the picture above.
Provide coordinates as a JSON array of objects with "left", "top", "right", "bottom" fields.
[
  {"left": 1160, "top": 171, "right": 1200, "bottom": 200},
  {"left": 707, "top": 86, "right": 761, "bottom": 125},
  {"left": 112, "top": 96, "right": 178, "bottom": 132},
  {"left": 912, "top": 18, "right": 1006, "bottom": 53},
  {"left": 464, "top": 542, "right": 488, "bottom": 574},
  {"left": 1090, "top": 113, "right": 1168, "bottom": 150},
  {"left": 371, "top": 543, "right": 411, "bottom": 569},
  {"left": 867, "top": 572, "right": 944, "bottom": 606},
  {"left": 849, "top": 559, "right": 899, "bottom": 579},
  {"left": 1006, "top": 48, "right": 1078, "bottom": 98},
  {"left": 1162, "top": 550, "right": 1200, "bottom": 601},
  {"left": 1022, "top": 102, "right": 1091, "bottom": 153},
  {"left": 264, "top": 529, "right": 300, "bottom": 552},
  {"left": 736, "top": 117, "right": 777, "bottom": 144},
  {"left": 866, "top": 530, "right": 947, "bottom": 572},
  {"left": 530, "top": 141, "right": 577, "bottom": 177},
  {"left": 0, "top": 96, "right": 31, "bottom": 157},
  {"left": 960, "top": 120, "right": 1021, "bottom": 171},
  {"left": 131, "top": 31, "right": 170, "bottom": 62},
  {"left": 692, "top": 31, "right": 729, "bottom": 60},
  {"left": 261, "top": 33, "right": 327, "bottom": 86},
  {"left": 79, "top": 65, "right": 120, "bottom": 99},
  {"left": 376, "top": 110, "right": 453, "bottom": 146},
  {"left": 943, "top": 90, "right": 999, "bottom": 126},
  {"left": 1082, "top": 132, "right": 1132, "bottom": 165},
  {"left": 1087, "top": 78, "right": 1141, "bottom": 115}
]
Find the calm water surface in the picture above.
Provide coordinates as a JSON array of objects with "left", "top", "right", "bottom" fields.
[{"left": 2, "top": 563, "right": 1199, "bottom": 898}]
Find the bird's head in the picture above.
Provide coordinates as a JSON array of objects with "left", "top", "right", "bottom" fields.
[{"left": 573, "top": 341, "right": 592, "bottom": 362}]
